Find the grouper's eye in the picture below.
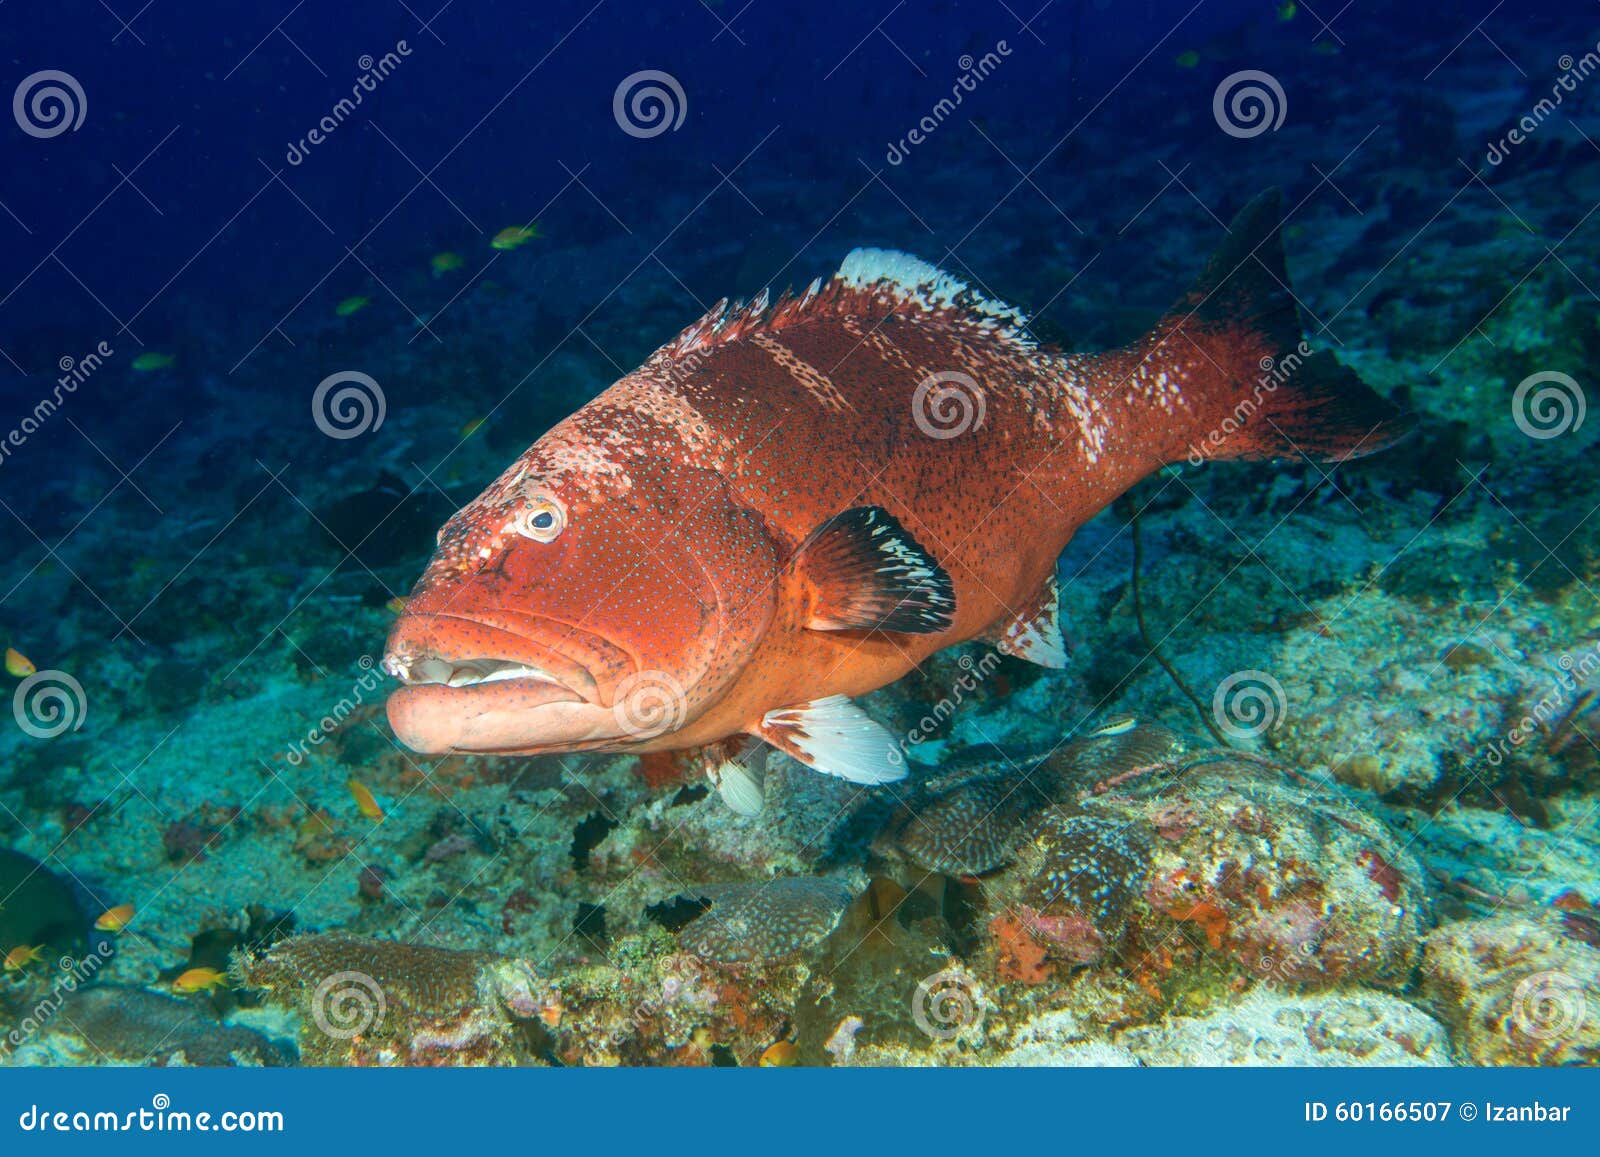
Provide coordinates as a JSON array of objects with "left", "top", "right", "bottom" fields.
[{"left": 512, "top": 497, "right": 566, "bottom": 543}]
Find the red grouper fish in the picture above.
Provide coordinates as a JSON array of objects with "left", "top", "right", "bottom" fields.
[{"left": 384, "top": 191, "right": 1413, "bottom": 812}]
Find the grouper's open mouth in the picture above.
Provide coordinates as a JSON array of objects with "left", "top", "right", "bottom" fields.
[{"left": 382, "top": 612, "right": 630, "bottom": 754}]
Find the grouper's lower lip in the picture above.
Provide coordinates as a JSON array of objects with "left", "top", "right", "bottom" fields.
[{"left": 386, "top": 680, "right": 595, "bottom": 754}]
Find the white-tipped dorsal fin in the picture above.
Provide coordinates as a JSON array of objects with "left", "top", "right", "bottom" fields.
[
  {"left": 835, "top": 248, "right": 1033, "bottom": 344},
  {"left": 755, "top": 695, "right": 906, "bottom": 785},
  {"left": 991, "top": 574, "right": 1070, "bottom": 669}
]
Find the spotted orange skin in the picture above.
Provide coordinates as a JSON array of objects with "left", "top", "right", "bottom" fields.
[{"left": 385, "top": 275, "right": 1270, "bottom": 757}]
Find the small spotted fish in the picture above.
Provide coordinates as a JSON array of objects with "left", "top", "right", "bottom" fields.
[
  {"left": 384, "top": 193, "right": 1412, "bottom": 792},
  {"left": 430, "top": 251, "right": 465, "bottom": 277},
  {"left": 173, "top": 966, "right": 228, "bottom": 993},
  {"left": 131, "top": 352, "right": 175, "bottom": 372},
  {"left": 490, "top": 223, "right": 540, "bottom": 250},
  {"left": 3, "top": 944, "right": 44, "bottom": 972},
  {"left": 94, "top": 903, "right": 136, "bottom": 932},
  {"left": 347, "top": 778, "right": 386, "bottom": 820},
  {"left": 335, "top": 295, "right": 370, "bottom": 318},
  {"left": 4, "top": 647, "right": 35, "bottom": 677}
]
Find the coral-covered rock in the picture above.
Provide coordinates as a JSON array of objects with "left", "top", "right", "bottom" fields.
[
  {"left": 1422, "top": 914, "right": 1600, "bottom": 1066},
  {"left": 677, "top": 877, "right": 855, "bottom": 964},
  {"left": 1116, "top": 988, "right": 1452, "bottom": 1066},
  {"left": 1010, "top": 811, "right": 1148, "bottom": 965},
  {"left": 235, "top": 935, "right": 555, "bottom": 1066},
  {"left": 20, "top": 985, "right": 288, "bottom": 1066},
  {"left": 974, "top": 726, "right": 1430, "bottom": 992}
]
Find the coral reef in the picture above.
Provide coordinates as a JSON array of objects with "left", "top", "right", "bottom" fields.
[
  {"left": 1422, "top": 914, "right": 1600, "bottom": 1066},
  {"left": 234, "top": 935, "right": 555, "bottom": 1066}
]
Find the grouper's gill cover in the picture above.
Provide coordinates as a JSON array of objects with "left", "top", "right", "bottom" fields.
[{"left": 383, "top": 190, "right": 1414, "bottom": 806}]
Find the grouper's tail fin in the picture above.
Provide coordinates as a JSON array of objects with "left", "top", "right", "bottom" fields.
[{"left": 1163, "top": 188, "right": 1415, "bottom": 465}]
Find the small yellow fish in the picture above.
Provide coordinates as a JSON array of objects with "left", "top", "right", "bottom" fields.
[
  {"left": 491, "top": 223, "right": 541, "bottom": 251},
  {"left": 1174, "top": 49, "right": 1201, "bottom": 69},
  {"left": 335, "top": 295, "right": 370, "bottom": 318},
  {"left": 131, "top": 352, "right": 175, "bottom": 372},
  {"left": 459, "top": 417, "right": 486, "bottom": 438},
  {"left": 95, "top": 903, "right": 136, "bottom": 932},
  {"left": 4, "top": 647, "right": 35, "bottom": 677},
  {"left": 1276, "top": 1, "right": 1297, "bottom": 21},
  {"left": 385, "top": 596, "right": 408, "bottom": 616},
  {"left": 759, "top": 1040, "right": 799, "bottom": 1066},
  {"left": 1312, "top": 38, "right": 1340, "bottom": 56},
  {"left": 348, "top": 778, "right": 386, "bottom": 820},
  {"left": 3, "top": 945, "right": 44, "bottom": 972},
  {"left": 430, "top": 251, "right": 465, "bottom": 277},
  {"left": 173, "top": 966, "right": 228, "bottom": 993}
]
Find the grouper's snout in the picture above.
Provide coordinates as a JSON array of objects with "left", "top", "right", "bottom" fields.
[{"left": 381, "top": 610, "right": 643, "bottom": 755}]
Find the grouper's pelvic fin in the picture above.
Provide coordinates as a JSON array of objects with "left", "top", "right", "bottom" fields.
[{"left": 755, "top": 695, "right": 906, "bottom": 785}]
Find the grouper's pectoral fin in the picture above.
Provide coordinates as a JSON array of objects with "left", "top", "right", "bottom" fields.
[
  {"left": 794, "top": 505, "right": 955, "bottom": 634},
  {"left": 987, "top": 574, "right": 1070, "bottom": 669},
  {"left": 754, "top": 695, "right": 906, "bottom": 785}
]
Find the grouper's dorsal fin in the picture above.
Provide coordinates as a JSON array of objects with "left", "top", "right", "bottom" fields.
[
  {"left": 654, "top": 250, "right": 1034, "bottom": 364},
  {"left": 834, "top": 248, "right": 1033, "bottom": 347}
]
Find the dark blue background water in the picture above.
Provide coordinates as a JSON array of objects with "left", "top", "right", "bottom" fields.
[{"left": 0, "top": 0, "right": 1591, "bottom": 612}]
